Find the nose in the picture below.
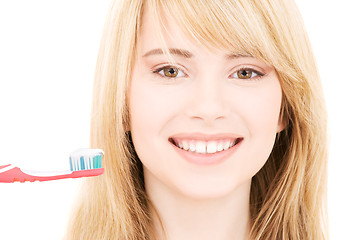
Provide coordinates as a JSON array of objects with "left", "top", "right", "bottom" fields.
[{"left": 185, "top": 77, "right": 230, "bottom": 124}]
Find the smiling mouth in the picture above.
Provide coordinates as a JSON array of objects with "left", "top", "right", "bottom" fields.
[{"left": 168, "top": 137, "right": 243, "bottom": 155}]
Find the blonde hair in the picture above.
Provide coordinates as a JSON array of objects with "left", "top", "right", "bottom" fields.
[{"left": 65, "top": 0, "right": 329, "bottom": 239}]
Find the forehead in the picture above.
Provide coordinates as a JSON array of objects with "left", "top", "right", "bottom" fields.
[
  {"left": 138, "top": 8, "right": 204, "bottom": 55},
  {"left": 137, "top": 7, "right": 251, "bottom": 59}
]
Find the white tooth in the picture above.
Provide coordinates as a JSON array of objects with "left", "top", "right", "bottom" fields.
[
  {"left": 217, "top": 141, "right": 224, "bottom": 152},
  {"left": 196, "top": 141, "right": 207, "bottom": 154},
  {"left": 182, "top": 140, "right": 189, "bottom": 150},
  {"left": 223, "top": 141, "right": 231, "bottom": 150},
  {"left": 178, "top": 139, "right": 238, "bottom": 154},
  {"left": 189, "top": 141, "right": 196, "bottom": 152},
  {"left": 207, "top": 141, "right": 217, "bottom": 154}
]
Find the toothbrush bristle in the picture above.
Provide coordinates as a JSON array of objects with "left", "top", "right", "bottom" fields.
[{"left": 69, "top": 149, "right": 103, "bottom": 171}]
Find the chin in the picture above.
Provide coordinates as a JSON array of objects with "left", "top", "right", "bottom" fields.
[{"left": 174, "top": 177, "right": 250, "bottom": 200}]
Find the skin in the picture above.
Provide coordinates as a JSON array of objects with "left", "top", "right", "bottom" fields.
[{"left": 128, "top": 9, "right": 285, "bottom": 240}]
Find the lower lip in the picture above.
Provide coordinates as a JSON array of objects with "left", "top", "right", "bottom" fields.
[{"left": 170, "top": 139, "right": 243, "bottom": 166}]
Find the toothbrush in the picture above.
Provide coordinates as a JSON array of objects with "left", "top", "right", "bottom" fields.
[{"left": 0, "top": 148, "right": 104, "bottom": 183}]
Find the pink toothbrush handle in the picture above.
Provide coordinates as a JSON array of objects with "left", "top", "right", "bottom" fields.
[{"left": 0, "top": 165, "right": 104, "bottom": 183}]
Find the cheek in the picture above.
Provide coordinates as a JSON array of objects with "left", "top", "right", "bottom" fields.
[
  {"left": 129, "top": 84, "right": 179, "bottom": 131},
  {"left": 129, "top": 81, "right": 161, "bottom": 172},
  {"left": 247, "top": 91, "right": 282, "bottom": 132},
  {"left": 236, "top": 80, "right": 282, "bottom": 136},
  {"left": 128, "top": 78, "right": 181, "bottom": 159},
  {"left": 233, "top": 80, "right": 282, "bottom": 173},
  {"left": 128, "top": 80, "right": 181, "bottom": 185}
]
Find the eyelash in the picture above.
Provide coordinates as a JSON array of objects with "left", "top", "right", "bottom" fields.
[
  {"left": 152, "top": 65, "right": 265, "bottom": 81},
  {"left": 152, "top": 65, "right": 187, "bottom": 80},
  {"left": 229, "top": 67, "right": 265, "bottom": 81}
]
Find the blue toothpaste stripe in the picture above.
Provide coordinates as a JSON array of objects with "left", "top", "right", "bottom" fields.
[
  {"left": 80, "top": 156, "right": 85, "bottom": 170},
  {"left": 96, "top": 155, "right": 99, "bottom": 168},
  {"left": 69, "top": 157, "right": 73, "bottom": 171}
]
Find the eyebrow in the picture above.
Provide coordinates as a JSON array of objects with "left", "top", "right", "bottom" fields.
[
  {"left": 142, "top": 48, "right": 252, "bottom": 59},
  {"left": 143, "top": 48, "right": 193, "bottom": 58},
  {"left": 226, "top": 52, "right": 253, "bottom": 59}
]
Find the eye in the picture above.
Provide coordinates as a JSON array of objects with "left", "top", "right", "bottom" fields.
[
  {"left": 154, "top": 66, "right": 186, "bottom": 78},
  {"left": 230, "top": 68, "right": 263, "bottom": 80}
]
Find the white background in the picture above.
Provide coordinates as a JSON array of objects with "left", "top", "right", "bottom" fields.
[{"left": 0, "top": 1, "right": 357, "bottom": 239}]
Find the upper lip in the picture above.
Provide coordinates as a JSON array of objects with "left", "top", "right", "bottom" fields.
[{"left": 169, "top": 132, "right": 243, "bottom": 142}]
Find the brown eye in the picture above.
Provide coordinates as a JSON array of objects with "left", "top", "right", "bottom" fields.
[
  {"left": 230, "top": 68, "right": 263, "bottom": 80},
  {"left": 237, "top": 69, "right": 253, "bottom": 79},
  {"left": 155, "top": 66, "right": 186, "bottom": 78},
  {"left": 163, "top": 67, "right": 178, "bottom": 77}
]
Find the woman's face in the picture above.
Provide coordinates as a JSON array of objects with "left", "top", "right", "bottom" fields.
[{"left": 129, "top": 11, "right": 285, "bottom": 199}]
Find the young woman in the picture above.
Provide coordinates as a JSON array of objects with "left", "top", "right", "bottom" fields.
[{"left": 65, "top": 0, "right": 329, "bottom": 239}]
